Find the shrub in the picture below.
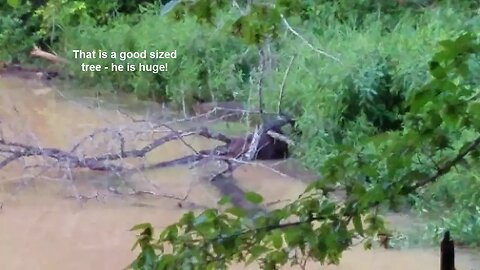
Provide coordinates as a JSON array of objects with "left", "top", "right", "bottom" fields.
[
  {"left": 0, "top": 2, "right": 42, "bottom": 62},
  {"left": 60, "top": 11, "right": 256, "bottom": 106}
]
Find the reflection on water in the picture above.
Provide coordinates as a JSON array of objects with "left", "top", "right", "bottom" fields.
[{"left": 0, "top": 77, "right": 478, "bottom": 270}]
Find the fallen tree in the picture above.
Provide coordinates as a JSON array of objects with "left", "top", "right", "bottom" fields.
[
  {"left": 0, "top": 110, "right": 299, "bottom": 216},
  {"left": 0, "top": 113, "right": 296, "bottom": 173}
]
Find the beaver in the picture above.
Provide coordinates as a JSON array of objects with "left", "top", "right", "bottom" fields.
[{"left": 226, "top": 116, "right": 296, "bottom": 160}]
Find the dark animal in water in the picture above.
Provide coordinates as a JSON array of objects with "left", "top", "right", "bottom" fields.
[
  {"left": 192, "top": 96, "right": 244, "bottom": 121},
  {"left": 226, "top": 116, "right": 296, "bottom": 160}
]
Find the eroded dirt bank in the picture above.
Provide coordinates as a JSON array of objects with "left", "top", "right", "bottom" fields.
[{"left": 0, "top": 76, "right": 478, "bottom": 270}]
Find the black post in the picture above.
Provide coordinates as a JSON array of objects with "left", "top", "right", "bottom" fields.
[{"left": 440, "top": 230, "right": 455, "bottom": 270}]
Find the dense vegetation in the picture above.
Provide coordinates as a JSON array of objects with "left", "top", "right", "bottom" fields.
[{"left": 2, "top": 0, "right": 480, "bottom": 269}]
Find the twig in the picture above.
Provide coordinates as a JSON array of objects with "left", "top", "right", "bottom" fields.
[
  {"left": 159, "top": 124, "right": 200, "bottom": 155},
  {"left": 244, "top": 126, "right": 262, "bottom": 161},
  {"left": 280, "top": 14, "right": 340, "bottom": 62},
  {"left": 267, "top": 130, "right": 295, "bottom": 146},
  {"left": 65, "top": 192, "right": 103, "bottom": 202},
  {"left": 257, "top": 45, "right": 267, "bottom": 122},
  {"left": 264, "top": 199, "right": 291, "bottom": 207},
  {"left": 70, "top": 127, "right": 115, "bottom": 153},
  {"left": 277, "top": 55, "right": 296, "bottom": 114}
]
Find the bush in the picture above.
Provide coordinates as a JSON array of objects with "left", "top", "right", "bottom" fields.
[
  {"left": 415, "top": 170, "right": 480, "bottom": 247},
  {"left": 268, "top": 6, "right": 480, "bottom": 168},
  {"left": 413, "top": 129, "right": 480, "bottom": 246},
  {"left": 60, "top": 10, "right": 256, "bottom": 106},
  {"left": 0, "top": 2, "right": 42, "bottom": 62}
]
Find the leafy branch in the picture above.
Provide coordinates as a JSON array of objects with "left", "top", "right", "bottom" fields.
[
  {"left": 413, "top": 135, "right": 480, "bottom": 189},
  {"left": 129, "top": 33, "right": 480, "bottom": 269}
]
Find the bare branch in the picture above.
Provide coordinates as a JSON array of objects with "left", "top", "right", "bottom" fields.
[
  {"left": 413, "top": 135, "right": 480, "bottom": 189},
  {"left": 278, "top": 55, "right": 296, "bottom": 114},
  {"left": 30, "top": 45, "right": 67, "bottom": 64},
  {"left": 280, "top": 14, "right": 340, "bottom": 62},
  {"left": 244, "top": 126, "right": 262, "bottom": 161},
  {"left": 160, "top": 124, "right": 200, "bottom": 155},
  {"left": 267, "top": 130, "right": 295, "bottom": 146},
  {"left": 257, "top": 45, "right": 267, "bottom": 121}
]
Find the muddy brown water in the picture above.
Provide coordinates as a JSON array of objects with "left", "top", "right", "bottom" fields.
[{"left": 0, "top": 76, "right": 478, "bottom": 270}]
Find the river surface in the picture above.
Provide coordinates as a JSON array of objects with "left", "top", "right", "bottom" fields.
[{"left": 0, "top": 76, "right": 478, "bottom": 270}]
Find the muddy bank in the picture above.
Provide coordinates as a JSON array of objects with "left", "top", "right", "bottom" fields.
[{"left": 0, "top": 76, "right": 479, "bottom": 270}]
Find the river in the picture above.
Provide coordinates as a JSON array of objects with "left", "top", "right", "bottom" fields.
[{"left": 0, "top": 75, "right": 478, "bottom": 270}]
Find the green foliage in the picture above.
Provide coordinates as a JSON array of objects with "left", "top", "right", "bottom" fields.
[
  {"left": 0, "top": 1, "right": 42, "bottom": 62},
  {"left": 415, "top": 168, "right": 480, "bottom": 247},
  {"left": 128, "top": 34, "right": 480, "bottom": 269},
  {"left": 0, "top": 0, "right": 163, "bottom": 62},
  {"left": 60, "top": 10, "right": 256, "bottom": 104},
  {"left": 54, "top": 2, "right": 480, "bottom": 117},
  {"left": 285, "top": 7, "right": 480, "bottom": 169},
  {"left": 34, "top": 0, "right": 94, "bottom": 45},
  {"left": 7, "top": 0, "right": 22, "bottom": 8}
]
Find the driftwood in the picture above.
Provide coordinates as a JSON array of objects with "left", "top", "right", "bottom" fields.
[{"left": 30, "top": 45, "right": 67, "bottom": 64}]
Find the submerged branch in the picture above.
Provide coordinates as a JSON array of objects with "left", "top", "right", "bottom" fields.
[{"left": 0, "top": 118, "right": 294, "bottom": 175}]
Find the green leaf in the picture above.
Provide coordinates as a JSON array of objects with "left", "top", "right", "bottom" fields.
[
  {"left": 246, "top": 245, "right": 269, "bottom": 265},
  {"left": 318, "top": 201, "right": 336, "bottom": 216},
  {"left": 268, "top": 250, "right": 288, "bottom": 265},
  {"left": 363, "top": 238, "right": 373, "bottom": 249},
  {"left": 438, "top": 40, "right": 456, "bottom": 51},
  {"left": 311, "top": 237, "right": 328, "bottom": 262},
  {"left": 271, "top": 230, "right": 283, "bottom": 249},
  {"left": 429, "top": 61, "right": 447, "bottom": 79},
  {"left": 409, "top": 88, "right": 434, "bottom": 113},
  {"left": 226, "top": 206, "right": 247, "bottom": 218},
  {"left": 468, "top": 102, "right": 480, "bottom": 116},
  {"left": 157, "top": 254, "right": 176, "bottom": 269},
  {"left": 218, "top": 195, "right": 231, "bottom": 205},
  {"left": 244, "top": 191, "right": 264, "bottom": 205},
  {"left": 284, "top": 228, "right": 303, "bottom": 246},
  {"left": 130, "top": 223, "right": 153, "bottom": 232},
  {"left": 194, "top": 209, "right": 216, "bottom": 226},
  {"left": 159, "top": 225, "right": 178, "bottom": 241},
  {"left": 353, "top": 214, "right": 364, "bottom": 237},
  {"left": 7, "top": 0, "right": 20, "bottom": 8}
]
